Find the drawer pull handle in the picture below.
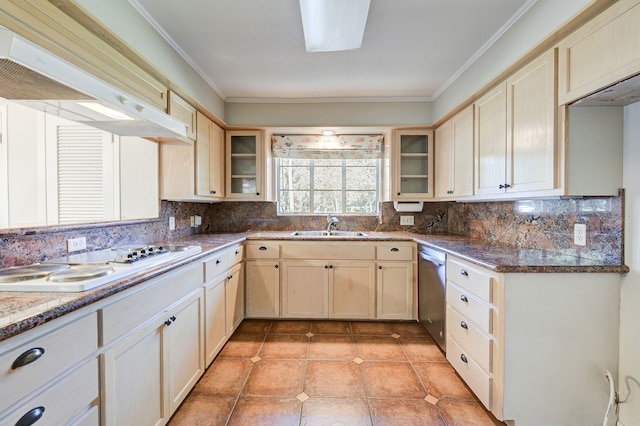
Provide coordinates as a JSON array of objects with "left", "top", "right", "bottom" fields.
[
  {"left": 460, "top": 294, "right": 468, "bottom": 303},
  {"left": 275, "top": 264, "right": 279, "bottom": 269},
  {"left": 460, "top": 354, "right": 468, "bottom": 363},
  {"left": 460, "top": 321, "right": 468, "bottom": 329},
  {"left": 460, "top": 269, "right": 468, "bottom": 277},
  {"left": 216, "top": 259, "right": 222, "bottom": 264},
  {"left": 170, "top": 316, "right": 177, "bottom": 322},
  {"left": 259, "top": 246, "right": 267, "bottom": 251},
  {"left": 227, "top": 275, "right": 233, "bottom": 280},
  {"left": 165, "top": 319, "right": 172, "bottom": 326},
  {"left": 324, "top": 265, "right": 329, "bottom": 269},
  {"left": 11, "top": 348, "right": 45, "bottom": 370},
  {"left": 235, "top": 250, "right": 240, "bottom": 255},
  {"left": 15, "top": 406, "right": 45, "bottom": 426},
  {"left": 390, "top": 248, "right": 399, "bottom": 252}
]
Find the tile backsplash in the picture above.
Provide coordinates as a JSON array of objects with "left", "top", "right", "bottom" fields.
[{"left": 0, "top": 194, "right": 624, "bottom": 268}]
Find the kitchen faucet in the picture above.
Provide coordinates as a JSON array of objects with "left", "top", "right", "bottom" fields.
[{"left": 326, "top": 215, "right": 339, "bottom": 234}]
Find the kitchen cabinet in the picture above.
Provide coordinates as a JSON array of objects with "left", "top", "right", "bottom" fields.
[
  {"left": 474, "top": 48, "right": 557, "bottom": 197},
  {"left": 375, "top": 242, "right": 416, "bottom": 320},
  {"left": 160, "top": 110, "right": 225, "bottom": 202},
  {"left": 100, "top": 262, "right": 204, "bottom": 425},
  {"left": 390, "top": 129, "right": 434, "bottom": 200},
  {"left": 0, "top": 312, "right": 98, "bottom": 420},
  {"left": 119, "top": 136, "right": 159, "bottom": 220},
  {"left": 435, "top": 105, "right": 474, "bottom": 199},
  {"left": 282, "top": 260, "right": 329, "bottom": 318},
  {"left": 168, "top": 91, "right": 196, "bottom": 141},
  {"left": 202, "top": 245, "right": 245, "bottom": 365},
  {"left": 329, "top": 261, "right": 376, "bottom": 319},
  {"left": 445, "top": 255, "right": 620, "bottom": 425},
  {"left": 195, "top": 111, "right": 225, "bottom": 200},
  {"left": 226, "top": 130, "right": 272, "bottom": 201},
  {"left": 558, "top": 0, "right": 640, "bottom": 105},
  {"left": 245, "top": 242, "right": 280, "bottom": 318}
]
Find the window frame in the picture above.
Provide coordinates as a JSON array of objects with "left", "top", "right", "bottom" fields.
[{"left": 276, "top": 157, "right": 381, "bottom": 216}]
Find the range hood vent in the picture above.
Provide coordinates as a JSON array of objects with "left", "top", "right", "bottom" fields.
[{"left": 0, "top": 27, "right": 187, "bottom": 139}]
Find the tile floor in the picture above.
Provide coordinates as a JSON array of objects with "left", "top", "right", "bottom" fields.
[{"left": 169, "top": 320, "right": 505, "bottom": 426}]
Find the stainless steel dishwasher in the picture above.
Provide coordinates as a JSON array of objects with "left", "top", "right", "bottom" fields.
[{"left": 418, "top": 245, "right": 446, "bottom": 351}]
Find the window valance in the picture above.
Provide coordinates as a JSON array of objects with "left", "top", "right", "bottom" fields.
[{"left": 271, "top": 135, "right": 383, "bottom": 159}]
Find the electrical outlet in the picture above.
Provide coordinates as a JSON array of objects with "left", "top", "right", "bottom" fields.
[
  {"left": 67, "top": 236, "right": 86, "bottom": 253},
  {"left": 574, "top": 223, "right": 587, "bottom": 246},
  {"left": 195, "top": 215, "right": 202, "bottom": 226},
  {"left": 400, "top": 216, "right": 414, "bottom": 226},
  {"left": 169, "top": 216, "right": 176, "bottom": 231},
  {"left": 190, "top": 216, "right": 195, "bottom": 227}
]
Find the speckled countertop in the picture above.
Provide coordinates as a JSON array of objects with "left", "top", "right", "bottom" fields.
[{"left": 0, "top": 232, "right": 628, "bottom": 343}]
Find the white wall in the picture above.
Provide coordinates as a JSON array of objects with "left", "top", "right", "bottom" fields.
[
  {"left": 225, "top": 101, "right": 432, "bottom": 127},
  {"left": 75, "top": 0, "right": 225, "bottom": 121},
  {"left": 432, "top": 0, "right": 592, "bottom": 121},
  {"left": 620, "top": 102, "right": 640, "bottom": 425}
]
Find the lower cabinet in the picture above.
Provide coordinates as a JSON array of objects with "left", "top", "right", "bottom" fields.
[
  {"left": 376, "top": 261, "right": 414, "bottom": 319},
  {"left": 282, "top": 260, "right": 328, "bottom": 318},
  {"left": 204, "top": 275, "right": 227, "bottom": 366},
  {"left": 329, "top": 261, "right": 376, "bottom": 319},
  {"left": 225, "top": 263, "right": 244, "bottom": 335},
  {"left": 245, "top": 260, "right": 280, "bottom": 318}
]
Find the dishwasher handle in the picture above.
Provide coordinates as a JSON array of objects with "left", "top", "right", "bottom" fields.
[{"left": 419, "top": 251, "right": 445, "bottom": 266}]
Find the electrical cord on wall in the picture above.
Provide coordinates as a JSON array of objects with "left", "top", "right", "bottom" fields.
[{"left": 603, "top": 369, "right": 619, "bottom": 426}]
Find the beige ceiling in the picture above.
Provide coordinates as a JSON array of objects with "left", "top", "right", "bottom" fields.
[{"left": 130, "top": 0, "right": 535, "bottom": 103}]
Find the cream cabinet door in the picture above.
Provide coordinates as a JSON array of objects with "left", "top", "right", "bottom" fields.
[
  {"left": 506, "top": 48, "right": 557, "bottom": 194},
  {"left": 436, "top": 105, "right": 474, "bottom": 199},
  {"left": 245, "top": 260, "right": 280, "bottom": 318},
  {"left": 204, "top": 276, "right": 227, "bottom": 366},
  {"left": 166, "top": 290, "right": 205, "bottom": 414},
  {"left": 226, "top": 130, "right": 266, "bottom": 201},
  {"left": 195, "top": 111, "right": 224, "bottom": 200},
  {"left": 282, "top": 260, "right": 329, "bottom": 318},
  {"left": 225, "top": 264, "right": 244, "bottom": 334},
  {"left": 392, "top": 129, "right": 434, "bottom": 200},
  {"left": 474, "top": 83, "right": 507, "bottom": 197},
  {"left": 329, "top": 261, "right": 375, "bottom": 319},
  {"left": 168, "top": 91, "right": 196, "bottom": 141},
  {"left": 376, "top": 262, "right": 414, "bottom": 320},
  {"left": 102, "top": 316, "right": 167, "bottom": 426},
  {"left": 119, "top": 136, "right": 159, "bottom": 220}
]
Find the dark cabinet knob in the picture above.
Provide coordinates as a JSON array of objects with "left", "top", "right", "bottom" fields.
[
  {"left": 170, "top": 315, "right": 177, "bottom": 322},
  {"left": 235, "top": 250, "right": 240, "bottom": 255},
  {"left": 165, "top": 319, "right": 172, "bottom": 326},
  {"left": 460, "top": 269, "right": 468, "bottom": 277},
  {"left": 460, "top": 321, "right": 468, "bottom": 329},
  {"left": 15, "top": 406, "right": 45, "bottom": 426},
  {"left": 259, "top": 246, "right": 267, "bottom": 251},
  {"left": 216, "top": 259, "right": 222, "bottom": 264},
  {"left": 256, "top": 192, "right": 260, "bottom": 196},
  {"left": 460, "top": 354, "right": 468, "bottom": 363},
  {"left": 275, "top": 264, "right": 279, "bottom": 269},
  {"left": 324, "top": 265, "right": 329, "bottom": 269},
  {"left": 460, "top": 294, "right": 468, "bottom": 303},
  {"left": 390, "top": 248, "right": 399, "bottom": 252},
  {"left": 227, "top": 275, "right": 233, "bottom": 280},
  {"left": 329, "top": 265, "right": 333, "bottom": 269},
  {"left": 210, "top": 190, "right": 216, "bottom": 194},
  {"left": 397, "top": 192, "right": 401, "bottom": 196},
  {"left": 378, "top": 265, "right": 382, "bottom": 269},
  {"left": 12, "top": 348, "right": 45, "bottom": 370}
]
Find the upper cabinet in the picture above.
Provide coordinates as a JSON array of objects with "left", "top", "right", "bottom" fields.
[
  {"left": 226, "top": 130, "right": 272, "bottom": 201},
  {"left": 475, "top": 48, "right": 557, "bottom": 198},
  {"left": 391, "top": 129, "right": 434, "bottom": 201},
  {"left": 195, "top": 112, "right": 225, "bottom": 200},
  {"left": 168, "top": 91, "right": 197, "bottom": 141},
  {"left": 558, "top": 0, "right": 640, "bottom": 105},
  {"left": 435, "top": 105, "right": 474, "bottom": 200},
  {"left": 160, "top": 111, "right": 225, "bottom": 202}
]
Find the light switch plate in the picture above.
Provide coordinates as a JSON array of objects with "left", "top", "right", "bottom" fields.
[
  {"left": 400, "top": 216, "right": 414, "bottom": 226},
  {"left": 169, "top": 216, "right": 176, "bottom": 231}
]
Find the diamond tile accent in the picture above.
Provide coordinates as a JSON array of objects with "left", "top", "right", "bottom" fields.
[
  {"left": 306, "top": 332, "right": 314, "bottom": 337},
  {"left": 425, "top": 394, "right": 439, "bottom": 405},
  {"left": 297, "top": 392, "right": 310, "bottom": 402},
  {"left": 250, "top": 356, "right": 261, "bottom": 363},
  {"left": 352, "top": 357, "right": 364, "bottom": 365},
  {"left": 391, "top": 333, "right": 401, "bottom": 339}
]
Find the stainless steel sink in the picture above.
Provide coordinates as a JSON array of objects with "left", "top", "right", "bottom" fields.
[{"left": 289, "top": 231, "right": 368, "bottom": 237}]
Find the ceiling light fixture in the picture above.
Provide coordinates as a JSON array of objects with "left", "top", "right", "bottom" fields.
[
  {"left": 299, "top": 0, "right": 371, "bottom": 53},
  {"left": 322, "top": 130, "right": 336, "bottom": 136}
]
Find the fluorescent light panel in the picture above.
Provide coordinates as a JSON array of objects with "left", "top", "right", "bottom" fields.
[
  {"left": 78, "top": 102, "right": 134, "bottom": 120},
  {"left": 299, "top": 0, "right": 371, "bottom": 52}
]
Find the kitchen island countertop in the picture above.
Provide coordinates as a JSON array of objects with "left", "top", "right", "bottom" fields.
[{"left": 0, "top": 231, "right": 628, "bottom": 342}]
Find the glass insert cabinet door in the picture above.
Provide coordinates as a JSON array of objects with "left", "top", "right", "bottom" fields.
[
  {"left": 226, "top": 130, "right": 263, "bottom": 200},
  {"left": 393, "top": 129, "right": 434, "bottom": 200}
]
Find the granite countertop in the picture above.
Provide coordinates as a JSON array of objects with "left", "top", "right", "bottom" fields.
[{"left": 0, "top": 231, "right": 628, "bottom": 342}]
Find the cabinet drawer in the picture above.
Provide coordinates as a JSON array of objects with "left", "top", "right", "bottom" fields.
[
  {"left": 0, "top": 358, "right": 98, "bottom": 426},
  {"left": 447, "top": 257, "right": 494, "bottom": 303},
  {"left": 245, "top": 242, "right": 280, "bottom": 259},
  {"left": 447, "top": 283, "right": 492, "bottom": 333},
  {"left": 229, "top": 245, "right": 244, "bottom": 266},
  {"left": 0, "top": 313, "right": 97, "bottom": 413},
  {"left": 101, "top": 262, "right": 203, "bottom": 346},
  {"left": 376, "top": 243, "right": 414, "bottom": 261},
  {"left": 447, "top": 336, "right": 492, "bottom": 410},
  {"left": 204, "top": 251, "right": 230, "bottom": 281},
  {"left": 281, "top": 243, "right": 375, "bottom": 260},
  {"left": 447, "top": 306, "right": 492, "bottom": 372}
]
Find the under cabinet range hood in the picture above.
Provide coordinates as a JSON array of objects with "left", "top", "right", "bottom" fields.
[{"left": 0, "top": 27, "right": 187, "bottom": 138}]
